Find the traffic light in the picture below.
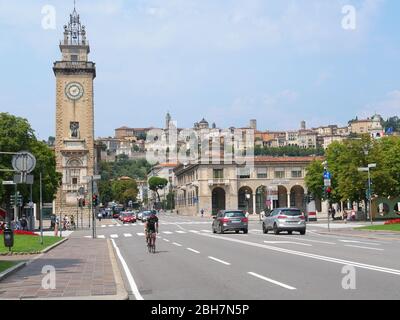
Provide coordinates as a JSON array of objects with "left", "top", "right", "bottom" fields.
[
  {"left": 10, "top": 195, "right": 16, "bottom": 206},
  {"left": 92, "top": 194, "right": 98, "bottom": 207},
  {"left": 17, "top": 193, "right": 23, "bottom": 207}
]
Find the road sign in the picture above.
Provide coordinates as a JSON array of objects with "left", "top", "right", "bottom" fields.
[
  {"left": 324, "top": 179, "right": 332, "bottom": 187},
  {"left": 323, "top": 171, "right": 331, "bottom": 179},
  {"left": 12, "top": 151, "right": 36, "bottom": 173},
  {"left": 13, "top": 174, "right": 34, "bottom": 185},
  {"left": 2, "top": 181, "right": 15, "bottom": 185}
]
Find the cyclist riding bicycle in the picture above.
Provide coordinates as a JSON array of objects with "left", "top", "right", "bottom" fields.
[{"left": 145, "top": 212, "right": 159, "bottom": 248}]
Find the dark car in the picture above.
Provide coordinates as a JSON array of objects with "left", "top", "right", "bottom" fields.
[{"left": 212, "top": 210, "right": 248, "bottom": 234}]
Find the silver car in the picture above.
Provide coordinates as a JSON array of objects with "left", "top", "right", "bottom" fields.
[
  {"left": 212, "top": 210, "right": 248, "bottom": 234},
  {"left": 262, "top": 208, "right": 306, "bottom": 235}
]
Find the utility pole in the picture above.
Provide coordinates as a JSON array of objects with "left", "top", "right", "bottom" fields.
[{"left": 39, "top": 172, "right": 43, "bottom": 245}]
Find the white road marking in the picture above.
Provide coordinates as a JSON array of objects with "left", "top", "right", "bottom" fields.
[
  {"left": 339, "top": 240, "right": 381, "bottom": 246},
  {"left": 250, "top": 229, "right": 262, "bottom": 232},
  {"left": 111, "top": 239, "right": 144, "bottom": 300},
  {"left": 101, "top": 225, "right": 106, "bottom": 228},
  {"left": 344, "top": 245, "right": 384, "bottom": 251},
  {"left": 274, "top": 235, "right": 336, "bottom": 245},
  {"left": 173, "top": 242, "right": 182, "bottom": 247},
  {"left": 201, "top": 230, "right": 212, "bottom": 233},
  {"left": 196, "top": 233, "right": 400, "bottom": 276},
  {"left": 84, "top": 236, "right": 91, "bottom": 238},
  {"left": 189, "top": 230, "right": 199, "bottom": 233},
  {"left": 208, "top": 256, "right": 231, "bottom": 266},
  {"left": 163, "top": 239, "right": 170, "bottom": 242},
  {"left": 264, "top": 241, "right": 312, "bottom": 247},
  {"left": 248, "top": 272, "right": 296, "bottom": 290},
  {"left": 110, "top": 234, "right": 118, "bottom": 238},
  {"left": 175, "top": 231, "right": 186, "bottom": 234},
  {"left": 108, "top": 225, "right": 115, "bottom": 228},
  {"left": 124, "top": 233, "right": 132, "bottom": 238},
  {"left": 97, "top": 235, "right": 105, "bottom": 239},
  {"left": 187, "top": 248, "right": 200, "bottom": 254},
  {"left": 163, "top": 231, "right": 173, "bottom": 235},
  {"left": 136, "top": 233, "right": 145, "bottom": 237}
]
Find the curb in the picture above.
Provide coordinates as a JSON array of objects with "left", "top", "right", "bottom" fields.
[
  {"left": 41, "top": 237, "right": 68, "bottom": 254},
  {"left": 0, "top": 262, "right": 27, "bottom": 282}
]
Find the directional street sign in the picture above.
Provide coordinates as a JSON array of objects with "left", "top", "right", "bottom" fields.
[{"left": 324, "top": 179, "right": 332, "bottom": 187}]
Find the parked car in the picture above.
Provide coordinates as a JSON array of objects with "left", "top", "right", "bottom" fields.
[
  {"left": 262, "top": 208, "right": 306, "bottom": 235},
  {"left": 122, "top": 212, "right": 136, "bottom": 224},
  {"left": 212, "top": 210, "right": 248, "bottom": 234}
]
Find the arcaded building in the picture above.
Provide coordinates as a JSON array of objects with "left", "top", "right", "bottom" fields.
[{"left": 174, "top": 156, "right": 322, "bottom": 216}]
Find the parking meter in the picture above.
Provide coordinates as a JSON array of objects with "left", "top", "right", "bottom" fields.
[{"left": 3, "top": 228, "right": 14, "bottom": 251}]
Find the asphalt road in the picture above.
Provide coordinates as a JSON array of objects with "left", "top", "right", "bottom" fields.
[{"left": 76, "top": 212, "right": 400, "bottom": 300}]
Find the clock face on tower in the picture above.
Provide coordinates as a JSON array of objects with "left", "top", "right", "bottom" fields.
[{"left": 65, "top": 82, "right": 84, "bottom": 101}]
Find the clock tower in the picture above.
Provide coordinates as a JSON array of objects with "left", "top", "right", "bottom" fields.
[{"left": 53, "top": 6, "right": 96, "bottom": 216}]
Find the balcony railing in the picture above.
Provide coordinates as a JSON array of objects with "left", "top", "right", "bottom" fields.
[{"left": 208, "top": 179, "right": 229, "bottom": 186}]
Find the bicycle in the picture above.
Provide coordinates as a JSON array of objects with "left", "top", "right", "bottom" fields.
[{"left": 146, "top": 231, "right": 156, "bottom": 254}]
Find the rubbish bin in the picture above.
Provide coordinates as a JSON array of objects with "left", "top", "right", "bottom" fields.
[{"left": 3, "top": 228, "right": 14, "bottom": 251}]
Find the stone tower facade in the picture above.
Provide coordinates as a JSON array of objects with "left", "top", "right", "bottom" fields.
[{"left": 53, "top": 7, "right": 96, "bottom": 217}]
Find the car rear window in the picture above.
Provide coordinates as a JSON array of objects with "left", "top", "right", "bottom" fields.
[
  {"left": 281, "top": 209, "right": 302, "bottom": 216},
  {"left": 225, "top": 211, "right": 245, "bottom": 218}
]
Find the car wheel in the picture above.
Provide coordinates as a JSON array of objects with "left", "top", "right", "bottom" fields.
[
  {"left": 300, "top": 230, "right": 306, "bottom": 235},
  {"left": 263, "top": 223, "right": 268, "bottom": 234},
  {"left": 243, "top": 229, "right": 248, "bottom": 234},
  {"left": 235, "top": 230, "right": 240, "bottom": 234},
  {"left": 273, "top": 224, "right": 280, "bottom": 235}
]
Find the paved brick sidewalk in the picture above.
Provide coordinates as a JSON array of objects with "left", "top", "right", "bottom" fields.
[{"left": 0, "top": 238, "right": 126, "bottom": 300}]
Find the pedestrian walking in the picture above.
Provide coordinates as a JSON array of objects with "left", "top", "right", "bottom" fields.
[
  {"left": 20, "top": 216, "right": 28, "bottom": 231},
  {"left": 201, "top": 209, "right": 204, "bottom": 218}
]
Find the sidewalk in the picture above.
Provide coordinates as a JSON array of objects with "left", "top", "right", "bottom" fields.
[{"left": 0, "top": 237, "right": 127, "bottom": 300}]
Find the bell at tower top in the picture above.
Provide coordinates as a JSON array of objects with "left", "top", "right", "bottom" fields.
[
  {"left": 60, "top": 2, "right": 90, "bottom": 59},
  {"left": 54, "top": 1, "right": 96, "bottom": 78}
]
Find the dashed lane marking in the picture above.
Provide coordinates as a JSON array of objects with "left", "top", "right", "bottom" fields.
[
  {"left": 110, "top": 234, "right": 118, "bottom": 238},
  {"left": 187, "top": 248, "right": 200, "bottom": 254},
  {"left": 124, "top": 233, "right": 132, "bottom": 238},
  {"left": 208, "top": 256, "right": 231, "bottom": 266},
  {"left": 248, "top": 272, "right": 296, "bottom": 290}
]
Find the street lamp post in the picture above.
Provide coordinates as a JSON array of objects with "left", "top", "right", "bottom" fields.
[{"left": 358, "top": 164, "right": 376, "bottom": 225}]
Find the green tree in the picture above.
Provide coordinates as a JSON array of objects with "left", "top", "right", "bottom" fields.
[
  {"left": 111, "top": 179, "right": 138, "bottom": 205},
  {"left": 148, "top": 177, "right": 168, "bottom": 202},
  {"left": 304, "top": 160, "right": 324, "bottom": 200},
  {"left": 0, "top": 113, "right": 61, "bottom": 206}
]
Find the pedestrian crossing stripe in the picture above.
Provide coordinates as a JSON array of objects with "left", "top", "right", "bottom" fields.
[
  {"left": 201, "top": 230, "right": 212, "bottom": 233},
  {"left": 110, "top": 234, "right": 118, "bottom": 238},
  {"left": 175, "top": 231, "right": 186, "bottom": 234},
  {"left": 137, "top": 233, "right": 145, "bottom": 236},
  {"left": 97, "top": 235, "right": 105, "bottom": 239},
  {"left": 124, "top": 233, "right": 132, "bottom": 237},
  {"left": 189, "top": 230, "right": 199, "bottom": 233},
  {"left": 163, "top": 231, "right": 173, "bottom": 234}
]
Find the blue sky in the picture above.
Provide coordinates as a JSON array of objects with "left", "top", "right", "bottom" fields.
[{"left": 0, "top": 0, "right": 399, "bottom": 140}]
